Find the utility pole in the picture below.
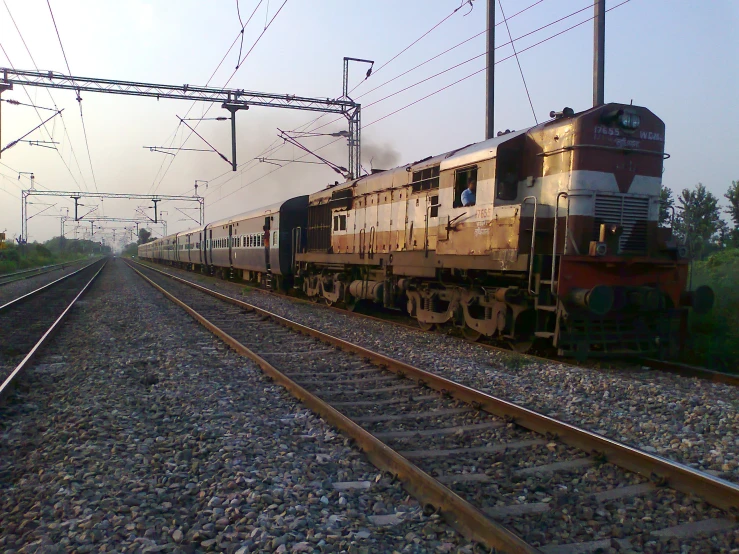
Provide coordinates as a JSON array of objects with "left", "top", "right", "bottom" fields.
[
  {"left": 593, "top": 0, "right": 605, "bottom": 106},
  {"left": 485, "top": 0, "right": 495, "bottom": 139}
]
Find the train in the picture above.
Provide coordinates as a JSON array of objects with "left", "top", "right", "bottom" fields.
[{"left": 139, "top": 102, "right": 713, "bottom": 359}]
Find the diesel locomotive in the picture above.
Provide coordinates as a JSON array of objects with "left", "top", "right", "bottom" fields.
[{"left": 139, "top": 102, "right": 713, "bottom": 359}]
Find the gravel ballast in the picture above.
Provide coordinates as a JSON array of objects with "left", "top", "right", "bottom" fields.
[
  {"left": 0, "top": 258, "right": 482, "bottom": 553},
  {"left": 141, "top": 263, "right": 739, "bottom": 482},
  {"left": 0, "top": 258, "right": 93, "bottom": 306}
]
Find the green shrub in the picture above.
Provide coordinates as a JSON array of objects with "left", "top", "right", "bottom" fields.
[{"left": 687, "top": 248, "right": 739, "bottom": 371}]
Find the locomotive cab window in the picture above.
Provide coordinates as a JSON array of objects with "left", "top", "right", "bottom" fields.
[
  {"left": 495, "top": 134, "right": 525, "bottom": 202},
  {"left": 454, "top": 166, "right": 478, "bottom": 208}
]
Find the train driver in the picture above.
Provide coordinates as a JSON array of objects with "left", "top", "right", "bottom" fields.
[{"left": 461, "top": 177, "right": 476, "bottom": 207}]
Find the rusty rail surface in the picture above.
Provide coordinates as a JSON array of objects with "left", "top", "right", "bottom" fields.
[
  {"left": 0, "top": 257, "right": 104, "bottom": 311},
  {"left": 136, "top": 260, "right": 739, "bottom": 388},
  {"left": 0, "top": 259, "right": 107, "bottom": 400},
  {"left": 126, "top": 260, "right": 538, "bottom": 553},
  {"left": 128, "top": 260, "right": 739, "bottom": 515},
  {"left": 638, "top": 357, "right": 739, "bottom": 387},
  {"left": 0, "top": 257, "right": 94, "bottom": 287}
]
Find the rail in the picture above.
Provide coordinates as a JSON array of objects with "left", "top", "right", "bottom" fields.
[
  {"left": 0, "top": 259, "right": 107, "bottom": 400},
  {"left": 0, "top": 257, "right": 89, "bottom": 286},
  {"left": 0, "top": 258, "right": 105, "bottom": 311},
  {"left": 127, "top": 259, "right": 535, "bottom": 553},
  {"left": 128, "top": 259, "right": 739, "bottom": 513}
]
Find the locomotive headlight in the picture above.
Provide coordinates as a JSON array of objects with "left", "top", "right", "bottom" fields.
[{"left": 618, "top": 112, "right": 640, "bottom": 129}]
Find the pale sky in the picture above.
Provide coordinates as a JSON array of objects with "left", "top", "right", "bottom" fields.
[{"left": 1, "top": 0, "right": 737, "bottom": 245}]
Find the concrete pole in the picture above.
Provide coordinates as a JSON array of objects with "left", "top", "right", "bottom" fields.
[
  {"left": 485, "top": 0, "right": 495, "bottom": 139},
  {"left": 593, "top": 0, "right": 605, "bottom": 106}
]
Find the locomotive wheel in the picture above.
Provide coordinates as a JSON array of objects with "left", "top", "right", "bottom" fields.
[
  {"left": 324, "top": 297, "right": 334, "bottom": 307},
  {"left": 344, "top": 298, "right": 358, "bottom": 312},
  {"left": 462, "top": 327, "right": 482, "bottom": 342},
  {"left": 508, "top": 339, "right": 533, "bottom": 354},
  {"left": 418, "top": 321, "right": 436, "bottom": 332}
]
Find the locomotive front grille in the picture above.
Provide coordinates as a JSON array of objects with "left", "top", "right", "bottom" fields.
[{"left": 593, "top": 194, "right": 649, "bottom": 254}]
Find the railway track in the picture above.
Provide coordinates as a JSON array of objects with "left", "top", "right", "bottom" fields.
[
  {"left": 0, "top": 258, "right": 107, "bottom": 400},
  {"left": 137, "top": 260, "right": 739, "bottom": 387},
  {"left": 0, "top": 258, "right": 88, "bottom": 287},
  {"left": 128, "top": 260, "right": 739, "bottom": 552}
]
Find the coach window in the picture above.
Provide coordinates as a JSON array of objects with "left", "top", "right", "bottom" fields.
[
  {"left": 339, "top": 214, "right": 347, "bottom": 231},
  {"left": 453, "top": 166, "right": 477, "bottom": 208},
  {"left": 334, "top": 216, "right": 339, "bottom": 231}
]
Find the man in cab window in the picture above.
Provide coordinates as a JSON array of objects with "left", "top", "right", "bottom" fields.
[{"left": 461, "top": 177, "right": 476, "bottom": 207}]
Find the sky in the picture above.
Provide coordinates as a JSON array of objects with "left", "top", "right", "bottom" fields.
[{"left": 0, "top": 0, "right": 737, "bottom": 247}]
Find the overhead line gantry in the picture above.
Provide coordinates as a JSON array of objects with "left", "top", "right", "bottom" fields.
[{"left": 0, "top": 67, "right": 362, "bottom": 176}]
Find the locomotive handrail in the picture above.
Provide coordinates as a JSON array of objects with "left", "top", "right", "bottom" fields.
[
  {"left": 358, "top": 228, "right": 366, "bottom": 259},
  {"left": 537, "top": 144, "right": 670, "bottom": 159},
  {"left": 368, "top": 226, "right": 376, "bottom": 260},
  {"left": 521, "top": 196, "right": 537, "bottom": 295},
  {"left": 291, "top": 226, "right": 302, "bottom": 272},
  {"left": 551, "top": 192, "right": 569, "bottom": 295}
]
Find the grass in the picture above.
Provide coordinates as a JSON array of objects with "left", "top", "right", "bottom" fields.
[
  {"left": 685, "top": 248, "right": 739, "bottom": 372},
  {"left": 499, "top": 351, "right": 534, "bottom": 370},
  {"left": 0, "top": 243, "right": 85, "bottom": 275}
]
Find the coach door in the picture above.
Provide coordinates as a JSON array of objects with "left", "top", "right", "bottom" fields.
[
  {"left": 228, "top": 224, "right": 234, "bottom": 267},
  {"left": 263, "top": 217, "right": 271, "bottom": 270},
  {"left": 206, "top": 228, "right": 212, "bottom": 268},
  {"left": 199, "top": 230, "right": 204, "bottom": 265}
]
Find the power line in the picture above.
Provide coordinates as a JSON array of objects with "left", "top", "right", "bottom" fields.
[
  {"left": 498, "top": 0, "right": 538, "bottom": 123},
  {"left": 307, "top": 0, "right": 603, "bottom": 136},
  {"left": 46, "top": 0, "right": 100, "bottom": 193},
  {"left": 366, "top": 0, "right": 633, "bottom": 128},
  {"left": 291, "top": 0, "right": 546, "bottom": 141},
  {"left": 151, "top": 0, "right": 288, "bottom": 194},
  {"left": 1, "top": 1, "right": 89, "bottom": 192},
  {"left": 205, "top": 0, "right": 633, "bottom": 206},
  {"left": 148, "top": 0, "right": 265, "bottom": 193},
  {"left": 0, "top": 98, "right": 57, "bottom": 111}
]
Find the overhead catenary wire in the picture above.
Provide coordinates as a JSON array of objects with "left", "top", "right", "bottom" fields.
[
  {"left": 179, "top": 0, "right": 492, "bottom": 198},
  {"left": 498, "top": 0, "right": 538, "bottom": 124},
  {"left": 365, "top": 0, "right": 633, "bottom": 129},
  {"left": 305, "top": 0, "right": 606, "bottom": 136},
  {"left": 0, "top": 98, "right": 57, "bottom": 111},
  {"left": 205, "top": 0, "right": 633, "bottom": 207},
  {"left": 46, "top": 0, "right": 100, "bottom": 194},
  {"left": 149, "top": 0, "right": 265, "bottom": 193},
  {"left": 150, "top": 0, "right": 288, "bottom": 194},
  {"left": 199, "top": 1, "right": 582, "bottom": 198},
  {"left": 288, "top": 0, "right": 547, "bottom": 143},
  {"left": 0, "top": 20, "right": 88, "bottom": 192}
]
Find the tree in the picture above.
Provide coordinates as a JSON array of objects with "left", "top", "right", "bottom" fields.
[
  {"left": 725, "top": 180, "right": 739, "bottom": 245},
  {"left": 138, "top": 228, "right": 152, "bottom": 245},
  {"left": 673, "top": 183, "right": 721, "bottom": 259},
  {"left": 659, "top": 186, "right": 675, "bottom": 227}
]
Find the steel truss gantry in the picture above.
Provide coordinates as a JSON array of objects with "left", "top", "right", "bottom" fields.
[
  {"left": 61, "top": 216, "right": 167, "bottom": 239},
  {"left": 21, "top": 189, "right": 201, "bottom": 243},
  {"left": 0, "top": 67, "right": 361, "bottom": 174}
]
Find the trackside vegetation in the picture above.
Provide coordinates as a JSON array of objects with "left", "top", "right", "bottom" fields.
[
  {"left": 687, "top": 248, "right": 739, "bottom": 372},
  {"left": 0, "top": 237, "right": 109, "bottom": 275}
]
